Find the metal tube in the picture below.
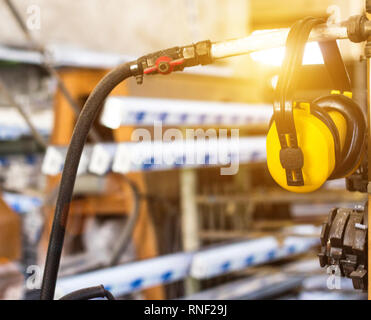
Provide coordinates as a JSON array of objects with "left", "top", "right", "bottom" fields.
[
  {"left": 211, "top": 24, "right": 348, "bottom": 59},
  {"left": 0, "top": 79, "right": 47, "bottom": 149},
  {"left": 180, "top": 168, "right": 200, "bottom": 294}
]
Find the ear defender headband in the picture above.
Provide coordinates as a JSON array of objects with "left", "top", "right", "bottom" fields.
[{"left": 266, "top": 17, "right": 367, "bottom": 193}]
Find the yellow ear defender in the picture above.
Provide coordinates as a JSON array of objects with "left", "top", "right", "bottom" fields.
[{"left": 266, "top": 18, "right": 367, "bottom": 193}]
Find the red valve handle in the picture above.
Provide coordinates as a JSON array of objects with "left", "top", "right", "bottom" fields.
[{"left": 144, "top": 56, "right": 185, "bottom": 75}]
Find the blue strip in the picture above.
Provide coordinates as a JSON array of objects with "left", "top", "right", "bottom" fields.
[
  {"left": 159, "top": 112, "right": 168, "bottom": 121},
  {"left": 267, "top": 250, "right": 276, "bottom": 260},
  {"left": 161, "top": 271, "right": 173, "bottom": 282},
  {"left": 221, "top": 261, "right": 231, "bottom": 272},
  {"left": 135, "top": 112, "right": 145, "bottom": 123},
  {"left": 130, "top": 278, "right": 143, "bottom": 290},
  {"left": 245, "top": 256, "right": 255, "bottom": 266}
]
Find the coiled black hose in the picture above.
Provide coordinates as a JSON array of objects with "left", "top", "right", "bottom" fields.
[
  {"left": 59, "top": 285, "right": 115, "bottom": 300},
  {"left": 40, "top": 62, "right": 137, "bottom": 300}
]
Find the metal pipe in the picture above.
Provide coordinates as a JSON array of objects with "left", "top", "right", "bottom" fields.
[
  {"left": 211, "top": 23, "right": 348, "bottom": 59},
  {"left": 0, "top": 79, "right": 47, "bottom": 149},
  {"left": 180, "top": 168, "right": 200, "bottom": 294}
]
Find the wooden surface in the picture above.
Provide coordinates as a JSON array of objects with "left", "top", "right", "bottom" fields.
[
  {"left": 196, "top": 189, "right": 367, "bottom": 204},
  {"left": 0, "top": 196, "right": 20, "bottom": 261}
]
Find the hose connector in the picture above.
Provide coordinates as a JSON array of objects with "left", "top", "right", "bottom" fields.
[
  {"left": 135, "top": 40, "right": 212, "bottom": 84},
  {"left": 347, "top": 15, "right": 371, "bottom": 43}
]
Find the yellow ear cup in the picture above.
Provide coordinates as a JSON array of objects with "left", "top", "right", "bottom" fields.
[{"left": 266, "top": 106, "right": 346, "bottom": 193}]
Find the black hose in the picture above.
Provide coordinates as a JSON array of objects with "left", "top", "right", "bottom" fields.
[
  {"left": 108, "top": 175, "right": 141, "bottom": 266},
  {"left": 40, "top": 62, "right": 136, "bottom": 300},
  {"left": 59, "top": 285, "right": 115, "bottom": 300}
]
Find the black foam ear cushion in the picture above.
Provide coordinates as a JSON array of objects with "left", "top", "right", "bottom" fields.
[
  {"left": 309, "top": 103, "right": 341, "bottom": 169},
  {"left": 312, "top": 95, "right": 367, "bottom": 179}
]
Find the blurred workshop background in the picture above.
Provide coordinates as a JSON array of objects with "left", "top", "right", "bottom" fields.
[{"left": 0, "top": 0, "right": 368, "bottom": 300}]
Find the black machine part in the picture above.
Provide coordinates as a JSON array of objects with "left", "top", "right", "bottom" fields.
[
  {"left": 318, "top": 203, "right": 368, "bottom": 290},
  {"left": 345, "top": 150, "right": 368, "bottom": 193}
]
